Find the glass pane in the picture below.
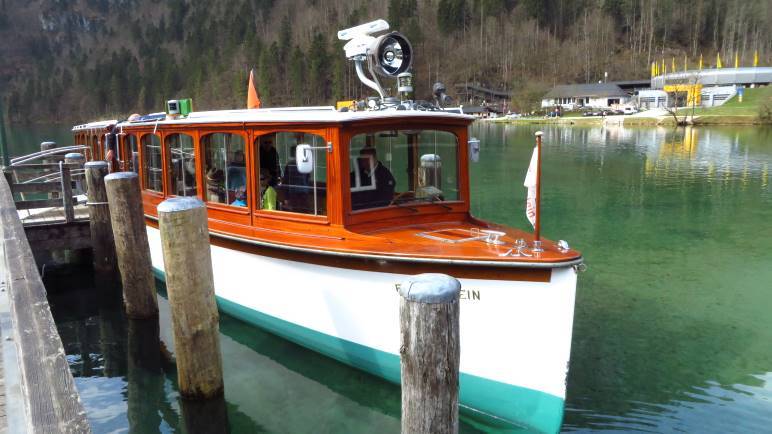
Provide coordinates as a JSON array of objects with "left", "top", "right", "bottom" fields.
[
  {"left": 256, "top": 132, "right": 326, "bottom": 215},
  {"left": 141, "top": 134, "right": 163, "bottom": 192},
  {"left": 416, "top": 130, "right": 459, "bottom": 201},
  {"left": 349, "top": 130, "right": 459, "bottom": 211},
  {"left": 126, "top": 134, "right": 139, "bottom": 173},
  {"left": 91, "top": 135, "right": 99, "bottom": 161},
  {"left": 166, "top": 133, "right": 197, "bottom": 196},
  {"left": 202, "top": 133, "right": 247, "bottom": 207}
]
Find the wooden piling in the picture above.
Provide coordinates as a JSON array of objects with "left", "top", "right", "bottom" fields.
[
  {"left": 85, "top": 161, "right": 117, "bottom": 273},
  {"left": 104, "top": 172, "right": 158, "bottom": 318},
  {"left": 398, "top": 273, "right": 460, "bottom": 434},
  {"left": 65, "top": 152, "right": 86, "bottom": 195},
  {"left": 59, "top": 162, "right": 74, "bottom": 223},
  {"left": 158, "top": 196, "right": 223, "bottom": 399}
]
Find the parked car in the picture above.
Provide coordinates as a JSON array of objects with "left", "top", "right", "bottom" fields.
[{"left": 622, "top": 106, "right": 639, "bottom": 115}]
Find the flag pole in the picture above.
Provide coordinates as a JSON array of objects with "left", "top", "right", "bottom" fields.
[{"left": 534, "top": 131, "right": 543, "bottom": 243}]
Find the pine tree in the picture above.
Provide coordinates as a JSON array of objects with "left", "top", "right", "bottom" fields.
[
  {"left": 437, "top": 0, "right": 467, "bottom": 35},
  {"left": 289, "top": 46, "right": 306, "bottom": 105},
  {"left": 307, "top": 33, "right": 330, "bottom": 103},
  {"left": 258, "top": 44, "right": 275, "bottom": 105}
]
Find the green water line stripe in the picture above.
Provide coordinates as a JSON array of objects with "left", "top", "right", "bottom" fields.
[{"left": 152, "top": 267, "right": 565, "bottom": 433}]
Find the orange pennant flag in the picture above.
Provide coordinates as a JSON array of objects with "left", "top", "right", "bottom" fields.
[{"left": 247, "top": 69, "right": 261, "bottom": 109}]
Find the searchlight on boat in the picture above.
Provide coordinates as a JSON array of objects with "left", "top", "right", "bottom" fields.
[{"left": 338, "top": 19, "right": 413, "bottom": 104}]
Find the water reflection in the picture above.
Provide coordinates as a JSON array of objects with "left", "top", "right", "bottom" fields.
[
  {"left": 470, "top": 123, "right": 772, "bottom": 432},
  {"left": 48, "top": 271, "right": 409, "bottom": 433}
]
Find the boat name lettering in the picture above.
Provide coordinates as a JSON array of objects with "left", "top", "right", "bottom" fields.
[
  {"left": 393, "top": 284, "right": 480, "bottom": 301},
  {"left": 459, "top": 289, "right": 481, "bottom": 301}
]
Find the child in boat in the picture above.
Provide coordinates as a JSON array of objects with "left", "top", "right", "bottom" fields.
[{"left": 260, "top": 168, "right": 277, "bottom": 210}]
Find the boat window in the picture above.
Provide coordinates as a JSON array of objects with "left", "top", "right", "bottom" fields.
[
  {"left": 255, "top": 132, "right": 327, "bottom": 215},
  {"left": 202, "top": 133, "right": 247, "bottom": 207},
  {"left": 125, "top": 134, "right": 139, "bottom": 173},
  {"left": 91, "top": 135, "right": 99, "bottom": 160},
  {"left": 349, "top": 130, "right": 459, "bottom": 211},
  {"left": 141, "top": 134, "right": 163, "bottom": 192},
  {"left": 165, "top": 133, "right": 197, "bottom": 196}
]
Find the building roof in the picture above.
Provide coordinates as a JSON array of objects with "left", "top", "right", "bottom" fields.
[
  {"left": 455, "top": 83, "right": 511, "bottom": 99},
  {"left": 543, "top": 83, "right": 627, "bottom": 99},
  {"left": 651, "top": 67, "right": 772, "bottom": 89}
]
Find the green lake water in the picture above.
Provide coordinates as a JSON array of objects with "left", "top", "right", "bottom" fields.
[{"left": 8, "top": 122, "right": 772, "bottom": 432}]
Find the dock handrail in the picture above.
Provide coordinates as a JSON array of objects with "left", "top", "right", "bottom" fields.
[
  {"left": 20, "top": 168, "right": 85, "bottom": 184},
  {"left": 10, "top": 145, "right": 91, "bottom": 166}
]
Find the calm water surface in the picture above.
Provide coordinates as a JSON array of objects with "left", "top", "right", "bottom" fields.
[{"left": 12, "top": 122, "right": 772, "bottom": 432}]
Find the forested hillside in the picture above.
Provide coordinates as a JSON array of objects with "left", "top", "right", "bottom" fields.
[{"left": 0, "top": 0, "right": 770, "bottom": 122}]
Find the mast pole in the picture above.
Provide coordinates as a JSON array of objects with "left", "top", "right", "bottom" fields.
[{"left": 534, "top": 131, "right": 542, "bottom": 242}]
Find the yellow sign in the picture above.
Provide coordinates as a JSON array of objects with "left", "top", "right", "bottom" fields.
[
  {"left": 336, "top": 100, "right": 356, "bottom": 111},
  {"left": 663, "top": 84, "right": 703, "bottom": 105}
]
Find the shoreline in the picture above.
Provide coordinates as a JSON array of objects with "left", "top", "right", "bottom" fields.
[{"left": 489, "top": 113, "right": 769, "bottom": 126}]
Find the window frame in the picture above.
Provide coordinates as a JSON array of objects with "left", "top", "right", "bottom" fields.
[
  {"left": 251, "top": 128, "right": 332, "bottom": 225},
  {"left": 119, "top": 133, "right": 140, "bottom": 173},
  {"left": 198, "top": 129, "right": 252, "bottom": 218},
  {"left": 341, "top": 124, "right": 468, "bottom": 225},
  {"left": 138, "top": 132, "right": 165, "bottom": 197},
  {"left": 164, "top": 131, "right": 198, "bottom": 198}
]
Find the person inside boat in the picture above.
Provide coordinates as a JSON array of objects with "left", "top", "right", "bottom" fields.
[
  {"left": 259, "top": 135, "right": 281, "bottom": 187},
  {"left": 231, "top": 150, "right": 246, "bottom": 167},
  {"left": 206, "top": 164, "right": 225, "bottom": 202},
  {"left": 350, "top": 146, "right": 395, "bottom": 210},
  {"left": 226, "top": 149, "right": 247, "bottom": 205},
  {"left": 259, "top": 168, "right": 277, "bottom": 211},
  {"left": 230, "top": 186, "right": 247, "bottom": 207}
]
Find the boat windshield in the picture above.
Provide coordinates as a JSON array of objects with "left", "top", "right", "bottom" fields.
[{"left": 349, "top": 130, "right": 459, "bottom": 211}]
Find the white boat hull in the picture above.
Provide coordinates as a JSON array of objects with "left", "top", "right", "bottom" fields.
[{"left": 146, "top": 226, "right": 577, "bottom": 433}]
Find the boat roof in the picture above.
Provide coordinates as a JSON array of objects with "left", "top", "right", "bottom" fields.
[
  {"left": 72, "top": 107, "right": 474, "bottom": 131},
  {"left": 72, "top": 120, "right": 119, "bottom": 131}
]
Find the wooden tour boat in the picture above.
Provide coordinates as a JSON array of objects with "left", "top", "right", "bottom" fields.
[{"left": 72, "top": 20, "right": 582, "bottom": 433}]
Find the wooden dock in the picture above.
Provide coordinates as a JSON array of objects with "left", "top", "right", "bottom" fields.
[{"left": 0, "top": 164, "right": 92, "bottom": 433}]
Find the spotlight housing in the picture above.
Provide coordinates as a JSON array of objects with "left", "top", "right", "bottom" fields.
[
  {"left": 371, "top": 32, "right": 413, "bottom": 77},
  {"left": 338, "top": 19, "right": 413, "bottom": 104}
]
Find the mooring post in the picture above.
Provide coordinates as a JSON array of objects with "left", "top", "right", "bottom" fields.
[
  {"left": 40, "top": 140, "right": 57, "bottom": 167},
  {"left": 59, "top": 162, "right": 74, "bottom": 223},
  {"left": 85, "top": 161, "right": 117, "bottom": 273},
  {"left": 398, "top": 273, "right": 460, "bottom": 434},
  {"left": 158, "top": 196, "right": 224, "bottom": 399},
  {"left": 41, "top": 141, "right": 58, "bottom": 198},
  {"left": 65, "top": 152, "right": 86, "bottom": 196},
  {"left": 104, "top": 172, "right": 158, "bottom": 318}
]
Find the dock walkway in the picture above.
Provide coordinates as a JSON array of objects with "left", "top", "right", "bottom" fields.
[{"left": 0, "top": 168, "right": 92, "bottom": 433}]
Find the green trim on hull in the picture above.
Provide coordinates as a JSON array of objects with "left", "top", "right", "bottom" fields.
[{"left": 152, "top": 268, "right": 565, "bottom": 433}]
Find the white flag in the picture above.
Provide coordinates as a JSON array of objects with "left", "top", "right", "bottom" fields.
[{"left": 523, "top": 146, "right": 538, "bottom": 227}]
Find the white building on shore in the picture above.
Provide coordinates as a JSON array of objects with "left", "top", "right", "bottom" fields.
[
  {"left": 650, "top": 66, "right": 772, "bottom": 107},
  {"left": 541, "top": 83, "right": 631, "bottom": 110}
]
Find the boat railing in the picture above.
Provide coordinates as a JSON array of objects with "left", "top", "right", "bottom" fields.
[{"left": 9, "top": 145, "right": 91, "bottom": 166}]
